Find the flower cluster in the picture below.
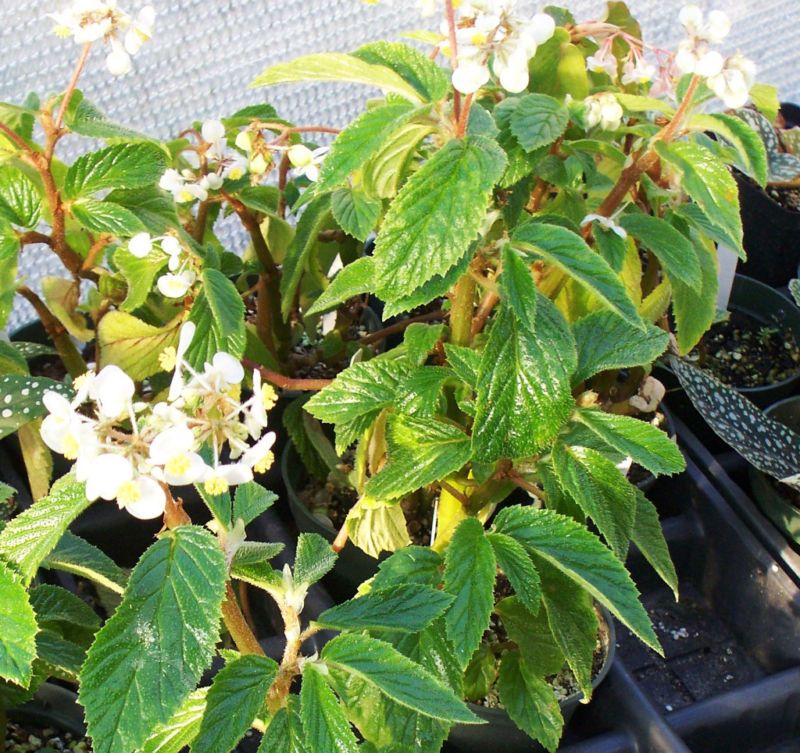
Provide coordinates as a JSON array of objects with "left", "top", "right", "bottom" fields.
[
  {"left": 127, "top": 232, "right": 196, "bottom": 298},
  {"left": 40, "top": 323, "right": 278, "bottom": 519},
  {"left": 50, "top": 0, "right": 155, "bottom": 76},
  {"left": 448, "top": 1, "right": 555, "bottom": 94},
  {"left": 584, "top": 92, "right": 624, "bottom": 131},
  {"left": 675, "top": 5, "right": 755, "bottom": 108}
]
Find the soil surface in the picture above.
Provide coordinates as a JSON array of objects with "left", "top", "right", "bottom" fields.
[
  {"left": 615, "top": 583, "right": 763, "bottom": 713},
  {"left": 767, "top": 185, "right": 800, "bottom": 212},
  {"left": 694, "top": 310, "right": 800, "bottom": 388},
  {"left": 4, "top": 720, "right": 91, "bottom": 752}
]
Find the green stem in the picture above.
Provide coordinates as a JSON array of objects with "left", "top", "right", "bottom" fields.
[
  {"left": 450, "top": 273, "right": 476, "bottom": 347},
  {"left": 221, "top": 583, "right": 265, "bottom": 656}
]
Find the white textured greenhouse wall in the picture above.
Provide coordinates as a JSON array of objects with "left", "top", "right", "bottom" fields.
[{"left": 1, "top": 0, "right": 798, "bottom": 328}]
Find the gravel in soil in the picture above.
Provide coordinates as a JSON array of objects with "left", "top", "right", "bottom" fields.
[
  {"left": 615, "top": 583, "right": 763, "bottom": 713},
  {"left": 693, "top": 310, "right": 800, "bottom": 388},
  {"left": 4, "top": 721, "right": 91, "bottom": 752},
  {"left": 767, "top": 186, "right": 800, "bottom": 212}
]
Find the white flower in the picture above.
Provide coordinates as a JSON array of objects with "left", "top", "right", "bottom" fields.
[
  {"left": 707, "top": 52, "right": 757, "bottom": 108},
  {"left": 89, "top": 364, "right": 135, "bottom": 420},
  {"left": 621, "top": 57, "right": 656, "bottom": 85},
  {"left": 222, "top": 152, "right": 249, "bottom": 181},
  {"left": 124, "top": 4, "right": 155, "bottom": 54},
  {"left": 149, "top": 425, "right": 207, "bottom": 485},
  {"left": 117, "top": 475, "right": 166, "bottom": 519},
  {"left": 452, "top": 60, "right": 491, "bottom": 95},
  {"left": 40, "top": 392, "right": 92, "bottom": 459},
  {"left": 202, "top": 119, "right": 227, "bottom": 162},
  {"left": 160, "top": 235, "right": 181, "bottom": 257},
  {"left": 105, "top": 39, "right": 132, "bottom": 76},
  {"left": 203, "top": 463, "right": 253, "bottom": 495},
  {"left": 287, "top": 145, "right": 328, "bottom": 182},
  {"left": 200, "top": 173, "right": 224, "bottom": 191},
  {"left": 128, "top": 231, "right": 153, "bottom": 258},
  {"left": 241, "top": 431, "right": 276, "bottom": 471},
  {"left": 84, "top": 453, "right": 134, "bottom": 501},
  {"left": 586, "top": 49, "right": 617, "bottom": 77},
  {"left": 159, "top": 168, "right": 209, "bottom": 203},
  {"left": 581, "top": 213, "right": 628, "bottom": 239},
  {"left": 584, "top": 93, "right": 624, "bottom": 131},
  {"left": 157, "top": 270, "right": 196, "bottom": 298},
  {"left": 679, "top": 6, "right": 730, "bottom": 44},
  {"left": 204, "top": 352, "right": 245, "bottom": 389}
]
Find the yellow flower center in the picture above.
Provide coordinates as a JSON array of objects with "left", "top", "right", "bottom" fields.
[
  {"left": 470, "top": 31, "right": 487, "bottom": 45},
  {"left": 117, "top": 481, "right": 141, "bottom": 506},
  {"left": 159, "top": 346, "right": 177, "bottom": 371},
  {"left": 261, "top": 384, "right": 278, "bottom": 411},
  {"left": 204, "top": 475, "right": 229, "bottom": 495},
  {"left": 165, "top": 454, "right": 192, "bottom": 477},
  {"left": 63, "top": 434, "right": 80, "bottom": 461},
  {"left": 254, "top": 451, "right": 275, "bottom": 474},
  {"left": 178, "top": 190, "right": 195, "bottom": 203},
  {"left": 228, "top": 167, "right": 244, "bottom": 180}
]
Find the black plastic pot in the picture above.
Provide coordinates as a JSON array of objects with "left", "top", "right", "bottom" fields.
[
  {"left": 447, "top": 610, "right": 616, "bottom": 753},
  {"left": 747, "top": 396, "right": 800, "bottom": 547},
  {"left": 9, "top": 683, "right": 85, "bottom": 738},
  {"left": 282, "top": 441, "right": 379, "bottom": 598},
  {"left": 659, "top": 274, "right": 800, "bottom": 452}
]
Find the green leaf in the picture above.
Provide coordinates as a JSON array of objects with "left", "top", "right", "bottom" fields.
[
  {"left": 139, "top": 689, "right": 208, "bottom": 753},
  {"left": 538, "top": 561, "right": 598, "bottom": 699},
  {"left": 331, "top": 188, "right": 382, "bottom": 242},
  {"left": 365, "top": 414, "right": 471, "bottom": 500},
  {"left": 353, "top": 41, "right": 450, "bottom": 102},
  {"left": 315, "top": 100, "right": 418, "bottom": 193},
  {"left": 250, "top": 52, "right": 425, "bottom": 102},
  {"left": 0, "top": 561, "right": 37, "bottom": 686},
  {"left": 615, "top": 93, "right": 676, "bottom": 116},
  {"left": 346, "top": 497, "right": 411, "bottom": 559},
  {"left": 497, "top": 651, "right": 562, "bottom": 753},
  {"left": 192, "top": 654, "right": 278, "bottom": 753},
  {"left": 572, "top": 311, "right": 668, "bottom": 385},
  {"left": 0, "top": 474, "right": 90, "bottom": 585},
  {"left": 690, "top": 112, "right": 768, "bottom": 187},
  {"left": 493, "top": 506, "right": 658, "bottom": 651},
  {"left": 575, "top": 409, "right": 684, "bottom": 476},
  {"left": 472, "top": 296, "right": 575, "bottom": 461},
  {"left": 203, "top": 268, "right": 245, "bottom": 341},
  {"left": 487, "top": 532, "right": 541, "bottom": 615},
  {"left": 36, "top": 629, "right": 85, "bottom": 682},
  {"left": 373, "top": 136, "right": 506, "bottom": 302},
  {"left": 185, "top": 292, "right": 245, "bottom": 370},
  {"left": 396, "top": 366, "right": 452, "bottom": 416},
  {"left": 363, "top": 121, "right": 435, "bottom": 200},
  {"left": 443, "top": 518, "right": 496, "bottom": 668},
  {"left": 404, "top": 323, "right": 446, "bottom": 367},
  {"left": 631, "top": 489, "right": 678, "bottom": 599},
  {"left": 97, "top": 312, "right": 181, "bottom": 380},
  {"left": 593, "top": 224, "right": 628, "bottom": 272},
  {"left": 107, "top": 186, "right": 182, "bottom": 236},
  {"left": 306, "top": 358, "right": 409, "bottom": 428},
  {"left": 750, "top": 83, "right": 780, "bottom": 124},
  {"left": 71, "top": 198, "right": 146, "bottom": 236},
  {"left": 383, "top": 251, "right": 469, "bottom": 318},
  {"left": 654, "top": 140, "right": 742, "bottom": 258},
  {"left": 671, "top": 234, "right": 718, "bottom": 355},
  {"left": 42, "top": 276, "right": 93, "bottom": 341},
  {"left": 64, "top": 143, "right": 167, "bottom": 199},
  {"left": 0, "top": 166, "right": 40, "bottom": 228},
  {"left": 509, "top": 93, "right": 570, "bottom": 152},
  {"left": 294, "top": 532, "right": 336, "bottom": 587},
  {"left": 114, "top": 244, "right": 168, "bottom": 312},
  {"left": 494, "top": 597, "right": 563, "bottom": 676},
  {"left": 301, "top": 663, "right": 359, "bottom": 753},
  {"left": 0, "top": 374, "right": 72, "bottom": 440},
  {"left": 512, "top": 222, "right": 644, "bottom": 329},
  {"left": 551, "top": 443, "right": 636, "bottom": 559},
  {"left": 280, "top": 194, "right": 332, "bottom": 318},
  {"left": 321, "top": 633, "right": 479, "bottom": 723},
  {"left": 618, "top": 213, "right": 701, "bottom": 292},
  {"left": 258, "top": 704, "right": 308, "bottom": 753},
  {"left": 306, "top": 256, "right": 374, "bottom": 316},
  {"left": 42, "top": 531, "right": 127, "bottom": 594},
  {"left": 500, "top": 245, "right": 537, "bottom": 332},
  {"left": 66, "top": 96, "right": 155, "bottom": 142},
  {"left": 0, "top": 226, "right": 19, "bottom": 329},
  {"left": 443, "top": 343, "right": 480, "bottom": 389},
  {"left": 30, "top": 583, "right": 100, "bottom": 633},
  {"left": 371, "top": 546, "right": 443, "bottom": 591},
  {"left": 233, "top": 482, "right": 276, "bottom": 526},
  {"left": 319, "top": 583, "right": 453, "bottom": 633},
  {"left": 81, "top": 526, "right": 226, "bottom": 753}
]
